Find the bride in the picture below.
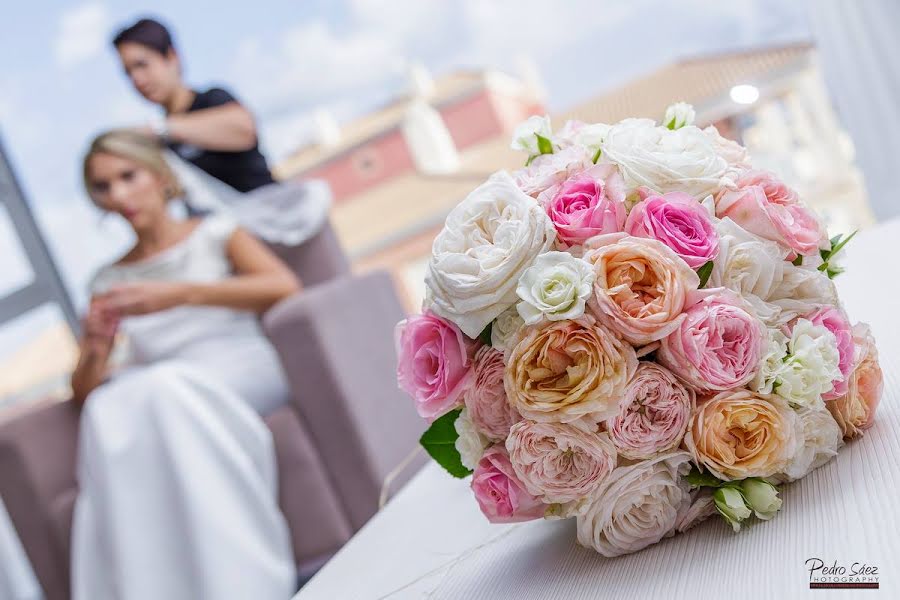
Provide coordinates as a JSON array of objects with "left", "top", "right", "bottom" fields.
[{"left": 69, "top": 129, "right": 300, "bottom": 599}]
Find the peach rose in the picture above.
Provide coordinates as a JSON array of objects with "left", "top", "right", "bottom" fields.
[
  {"left": 506, "top": 420, "right": 617, "bottom": 505},
  {"left": 685, "top": 389, "right": 798, "bottom": 480},
  {"left": 463, "top": 346, "right": 521, "bottom": 440},
  {"left": 828, "top": 323, "right": 883, "bottom": 439},
  {"left": 504, "top": 314, "right": 637, "bottom": 424},
  {"left": 584, "top": 234, "right": 699, "bottom": 345}
]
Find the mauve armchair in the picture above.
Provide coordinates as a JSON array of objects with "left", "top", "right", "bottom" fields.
[{"left": 0, "top": 222, "right": 425, "bottom": 599}]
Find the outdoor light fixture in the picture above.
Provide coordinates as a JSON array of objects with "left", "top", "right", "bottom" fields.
[{"left": 730, "top": 84, "right": 760, "bottom": 105}]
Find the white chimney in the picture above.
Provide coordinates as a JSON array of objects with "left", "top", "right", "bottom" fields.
[
  {"left": 312, "top": 109, "right": 341, "bottom": 148},
  {"left": 408, "top": 61, "right": 436, "bottom": 99},
  {"left": 401, "top": 99, "right": 460, "bottom": 175}
]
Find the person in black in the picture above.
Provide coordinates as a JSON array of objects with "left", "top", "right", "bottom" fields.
[{"left": 112, "top": 18, "right": 275, "bottom": 192}]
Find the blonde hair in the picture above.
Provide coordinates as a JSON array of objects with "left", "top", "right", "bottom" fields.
[{"left": 83, "top": 129, "right": 183, "bottom": 202}]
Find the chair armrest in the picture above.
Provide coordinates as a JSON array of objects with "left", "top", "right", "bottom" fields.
[
  {"left": 0, "top": 399, "right": 80, "bottom": 600},
  {"left": 263, "top": 271, "right": 426, "bottom": 530}
]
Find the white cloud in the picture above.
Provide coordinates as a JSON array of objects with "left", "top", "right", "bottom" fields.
[{"left": 54, "top": 2, "right": 110, "bottom": 70}]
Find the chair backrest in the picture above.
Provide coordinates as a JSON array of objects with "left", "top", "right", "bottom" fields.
[{"left": 268, "top": 221, "right": 351, "bottom": 288}]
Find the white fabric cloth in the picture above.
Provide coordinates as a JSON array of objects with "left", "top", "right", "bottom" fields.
[
  {"left": 0, "top": 495, "right": 43, "bottom": 600},
  {"left": 165, "top": 151, "right": 331, "bottom": 247},
  {"left": 69, "top": 213, "right": 297, "bottom": 599}
]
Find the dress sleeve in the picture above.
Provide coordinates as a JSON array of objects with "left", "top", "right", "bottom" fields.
[{"left": 201, "top": 213, "right": 240, "bottom": 253}]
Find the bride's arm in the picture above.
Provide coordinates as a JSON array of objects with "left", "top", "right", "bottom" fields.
[
  {"left": 181, "top": 228, "right": 301, "bottom": 313},
  {"left": 101, "top": 229, "right": 301, "bottom": 316},
  {"left": 71, "top": 303, "right": 118, "bottom": 404}
]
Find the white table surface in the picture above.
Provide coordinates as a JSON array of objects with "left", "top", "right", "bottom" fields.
[{"left": 296, "top": 219, "right": 900, "bottom": 600}]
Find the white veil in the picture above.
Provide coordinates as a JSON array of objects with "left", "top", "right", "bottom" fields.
[{"left": 163, "top": 150, "right": 331, "bottom": 247}]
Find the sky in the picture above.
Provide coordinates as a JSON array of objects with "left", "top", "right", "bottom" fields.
[{"left": 0, "top": 0, "right": 811, "bottom": 354}]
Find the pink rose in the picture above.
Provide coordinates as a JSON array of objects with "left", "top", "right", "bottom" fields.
[
  {"left": 506, "top": 420, "right": 617, "bottom": 505},
  {"left": 464, "top": 346, "right": 521, "bottom": 440},
  {"left": 658, "top": 291, "right": 765, "bottom": 391},
  {"left": 606, "top": 362, "right": 694, "bottom": 460},
  {"left": 512, "top": 146, "right": 592, "bottom": 197},
  {"left": 395, "top": 312, "right": 475, "bottom": 421},
  {"left": 806, "top": 306, "right": 853, "bottom": 400},
  {"left": 624, "top": 191, "right": 719, "bottom": 269},
  {"left": 471, "top": 445, "right": 546, "bottom": 523},
  {"left": 539, "top": 163, "right": 626, "bottom": 248},
  {"left": 828, "top": 323, "right": 883, "bottom": 438},
  {"left": 715, "top": 170, "right": 825, "bottom": 257}
]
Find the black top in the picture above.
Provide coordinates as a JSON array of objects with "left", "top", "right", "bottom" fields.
[{"left": 167, "top": 87, "right": 275, "bottom": 192}]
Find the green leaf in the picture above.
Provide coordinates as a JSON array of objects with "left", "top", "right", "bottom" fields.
[
  {"left": 792, "top": 255, "right": 803, "bottom": 266},
  {"left": 665, "top": 117, "right": 677, "bottom": 130},
  {"left": 535, "top": 133, "right": 554, "bottom": 155},
  {"left": 817, "top": 230, "right": 857, "bottom": 278},
  {"left": 591, "top": 147, "right": 602, "bottom": 164},
  {"left": 685, "top": 467, "right": 726, "bottom": 489},
  {"left": 696, "top": 260, "right": 714, "bottom": 288},
  {"left": 419, "top": 409, "right": 472, "bottom": 478},
  {"left": 478, "top": 322, "right": 493, "bottom": 347}
]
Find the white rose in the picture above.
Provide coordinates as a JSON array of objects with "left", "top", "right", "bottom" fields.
[
  {"left": 425, "top": 171, "right": 557, "bottom": 338},
  {"left": 709, "top": 218, "right": 786, "bottom": 324},
  {"left": 600, "top": 118, "right": 732, "bottom": 198},
  {"left": 676, "top": 489, "right": 718, "bottom": 533},
  {"left": 702, "top": 125, "right": 751, "bottom": 181},
  {"left": 574, "top": 122, "right": 611, "bottom": 159},
  {"left": 775, "top": 319, "right": 842, "bottom": 407},
  {"left": 663, "top": 102, "right": 695, "bottom": 130},
  {"left": 780, "top": 401, "right": 843, "bottom": 481},
  {"left": 510, "top": 114, "right": 552, "bottom": 155},
  {"left": 515, "top": 251, "right": 594, "bottom": 325},
  {"left": 767, "top": 263, "right": 839, "bottom": 326},
  {"left": 752, "top": 328, "right": 789, "bottom": 394},
  {"left": 490, "top": 305, "right": 525, "bottom": 354},
  {"left": 454, "top": 408, "right": 488, "bottom": 470},
  {"left": 576, "top": 451, "right": 692, "bottom": 557}
]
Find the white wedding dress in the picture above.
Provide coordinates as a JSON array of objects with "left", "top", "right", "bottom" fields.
[{"left": 70, "top": 213, "right": 297, "bottom": 600}]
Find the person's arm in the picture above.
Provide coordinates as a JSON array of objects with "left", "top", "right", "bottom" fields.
[
  {"left": 165, "top": 103, "right": 258, "bottom": 152},
  {"left": 182, "top": 228, "right": 301, "bottom": 312},
  {"left": 70, "top": 302, "right": 119, "bottom": 405},
  {"left": 101, "top": 228, "right": 301, "bottom": 316}
]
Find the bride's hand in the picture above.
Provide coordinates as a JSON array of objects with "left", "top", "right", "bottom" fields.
[{"left": 101, "top": 282, "right": 189, "bottom": 316}]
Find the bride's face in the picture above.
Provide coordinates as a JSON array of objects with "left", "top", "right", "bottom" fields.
[{"left": 87, "top": 152, "right": 168, "bottom": 230}]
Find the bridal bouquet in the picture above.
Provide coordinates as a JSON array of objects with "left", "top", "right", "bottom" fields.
[{"left": 394, "top": 103, "right": 883, "bottom": 557}]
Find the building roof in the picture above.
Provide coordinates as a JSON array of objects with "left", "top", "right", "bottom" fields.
[
  {"left": 274, "top": 70, "right": 535, "bottom": 178},
  {"left": 560, "top": 42, "right": 813, "bottom": 125},
  {"left": 333, "top": 43, "right": 815, "bottom": 263}
]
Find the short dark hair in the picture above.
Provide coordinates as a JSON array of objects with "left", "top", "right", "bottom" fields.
[{"left": 112, "top": 18, "right": 174, "bottom": 55}]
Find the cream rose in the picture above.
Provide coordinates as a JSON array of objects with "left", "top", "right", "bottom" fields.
[
  {"left": 510, "top": 114, "right": 552, "bottom": 155},
  {"left": 515, "top": 251, "right": 594, "bottom": 324},
  {"left": 599, "top": 118, "right": 735, "bottom": 198},
  {"left": 576, "top": 451, "right": 693, "bottom": 557},
  {"left": 775, "top": 319, "right": 843, "bottom": 408},
  {"left": 585, "top": 233, "right": 699, "bottom": 345},
  {"left": 505, "top": 314, "right": 637, "bottom": 424},
  {"left": 454, "top": 408, "right": 489, "bottom": 470},
  {"left": 686, "top": 390, "right": 798, "bottom": 480},
  {"left": 425, "top": 171, "right": 556, "bottom": 338},
  {"left": 506, "top": 420, "right": 617, "bottom": 505},
  {"left": 490, "top": 305, "right": 525, "bottom": 354},
  {"left": 780, "top": 401, "right": 843, "bottom": 481}
]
